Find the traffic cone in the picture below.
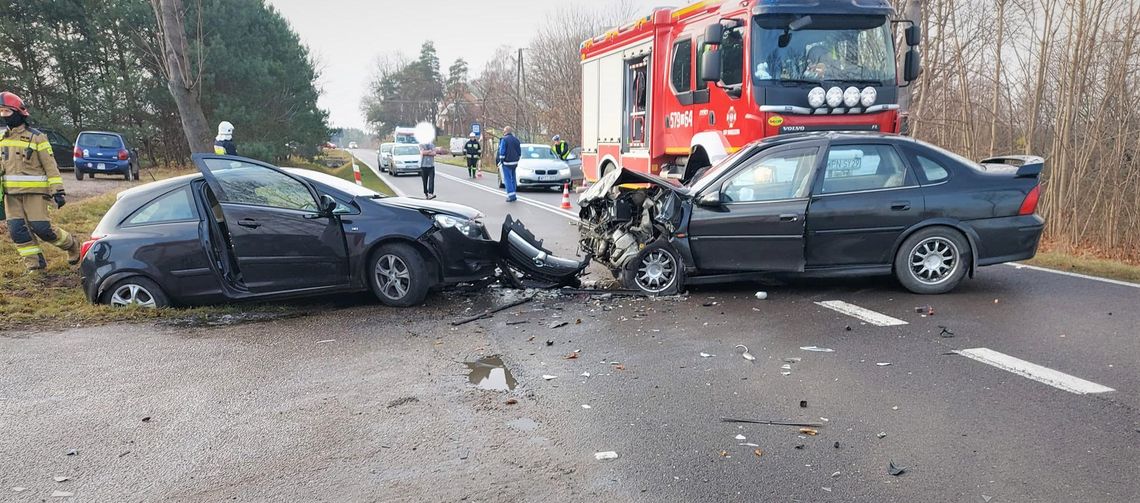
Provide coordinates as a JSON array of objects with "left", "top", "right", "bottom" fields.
[{"left": 560, "top": 183, "right": 572, "bottom": 210}]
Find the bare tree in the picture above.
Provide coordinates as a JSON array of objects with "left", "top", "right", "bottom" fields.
[{"left": 150, "top": 0, "right": 211, "bottom": 153}]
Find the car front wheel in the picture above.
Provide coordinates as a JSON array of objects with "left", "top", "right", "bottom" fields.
[
  {"left": 369, "top": 243, "right": 431, "bottom": 307},
  {"left": 621, "top": 241, "right": 683, "bottom": 295},
  {"left": 102, "top": 276, "right": 170, "bottom": 308},
  {"left": 894, "top": 226, "right": 970, "bottom": 294}
]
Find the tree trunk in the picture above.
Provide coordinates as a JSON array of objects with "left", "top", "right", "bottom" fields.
[{"left": 151, "top": 0, "right": 212, "bottom": 154}]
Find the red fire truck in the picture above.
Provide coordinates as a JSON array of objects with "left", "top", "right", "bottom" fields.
[{"left": 578, "top": 0, "right": 921, "bottom": 182}]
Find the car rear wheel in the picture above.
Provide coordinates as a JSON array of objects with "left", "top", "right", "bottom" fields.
[
  {"left": 894, "top": 227, "right": 970, "bottom": 295},
  {"left": 102, "top": 276, "right": 170, "bottom": 308},
  {"left": 369, "top": 243, "right": 431, "bottom": 307},
  {"left": 75, "top": 170, "right": 84, "bottom": 181},
  {"left": 621, "top": 241, "right": 683, "bottom": 295}
]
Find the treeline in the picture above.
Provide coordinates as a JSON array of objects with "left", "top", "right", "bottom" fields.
[
  {"left": 908, "top": 0, "right": 1140, "bottom": 261},
  {"left": 0, "top": 0, "right": 328, "bottom": 164}
]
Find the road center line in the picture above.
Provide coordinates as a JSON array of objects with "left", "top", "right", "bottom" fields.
[
  {"left": 953, "top": 347, "right": 1115, "bottom": 395},
  {"left": 815, "top": 300, "right": 909, "bottom": 326}
]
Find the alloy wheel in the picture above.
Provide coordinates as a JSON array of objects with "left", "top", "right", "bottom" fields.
[
  {"left": 908, "top": 237, "right": 959, "bottom": 285},
  {"left": 375, "top": 254, "right": 411, "bottom": 300},
  {"left": 635, "top": 249, "right": 677, "bottom": 293},
  {"left": 109, "top": 284, "right": 157, "bottom": 308}
]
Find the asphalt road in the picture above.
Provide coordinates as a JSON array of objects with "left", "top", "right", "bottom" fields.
[{"left": 1, "top": 149, "right": 1137, "bottom": 501}]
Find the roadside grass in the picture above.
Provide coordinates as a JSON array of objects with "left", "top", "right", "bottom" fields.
[
  {"left": 289, "top": 150, "right": 396, "bottom": 196},
  {"left": 1025, "top": 250, "right": 1140, "bottom": 283},
  {"left": 437, "top": 154, "right": 499, "bottom": 174}
]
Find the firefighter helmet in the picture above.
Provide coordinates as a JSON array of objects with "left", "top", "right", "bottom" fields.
[
  {"left": 217, "top": 121, "right": 234, "bottom": 139},
  {"left": 0, "top": 92, "right": 30, "bottom": 116}
]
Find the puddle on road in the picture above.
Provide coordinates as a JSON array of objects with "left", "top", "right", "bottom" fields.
[{"left": 464, "top": 355, "right": 517, "bottom": 391}]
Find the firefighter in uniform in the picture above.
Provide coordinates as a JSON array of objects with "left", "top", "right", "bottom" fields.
[
  {"left": 214, "top": 121, "right": 237, "bottom": 155},
  {"left": 0, "top": 92, "right": 80, "bottom": 272},
  {"left": 463, "top": 132, "right": 481, "bottom": 178},
  {"left": 551, "top": 135, "right": 570, "bottom": 161}
]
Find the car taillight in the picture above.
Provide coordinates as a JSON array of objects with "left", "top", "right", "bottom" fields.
[
  {"left": 117, "top": 149, "right": 129, "bottom": 160},
  {"left": 73, "top": 146, "right": 82, "bottom": 158},
  {"left": 1018, "top": 185, "right": 1040, "bottom": 215},
  {"left": 79, "top": 236, "right": 102, "bottom": 261}
]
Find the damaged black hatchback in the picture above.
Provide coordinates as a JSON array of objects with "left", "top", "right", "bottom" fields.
[
  {"left": 81, "top": 154, "right": 504, "bottom": 308},
  {"left": 578, "top": 132, "right": 1045, "bottom": 295}
]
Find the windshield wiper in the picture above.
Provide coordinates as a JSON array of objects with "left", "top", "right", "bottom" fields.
[
  {"left": 834, "top": 79, "right": 886, "bottom": 85},
  {"left": 773, "top": 78, "right": 822, "bottom": 86}
]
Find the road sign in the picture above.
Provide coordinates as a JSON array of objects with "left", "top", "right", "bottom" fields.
[{"left": 472, "top": 123, "right": 481, "bottom": 137}]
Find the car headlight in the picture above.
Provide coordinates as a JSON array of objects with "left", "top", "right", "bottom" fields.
[
  {"left": 433, "top": 213, "right": 484, "bottom": 238},
  {"left": 826, "top": 86, "right": 843, "bottom": 108},
  {"left": 807, "top": 86, "right": 826, "bottom": 108},
  {"left": 843, "top": 86, "right": 861, "bottom": 107},
  {"left": 861, "top": 86, "right": 877, "bottom": 107}
]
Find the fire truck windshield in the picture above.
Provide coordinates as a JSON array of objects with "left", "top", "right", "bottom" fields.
[{"left": 751, "top": 15, "right": 895, "bottom": 85}]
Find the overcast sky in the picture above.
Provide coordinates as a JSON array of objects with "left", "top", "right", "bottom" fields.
[{"left": 266, "top": 0, "right": 664, "bottom": 131}]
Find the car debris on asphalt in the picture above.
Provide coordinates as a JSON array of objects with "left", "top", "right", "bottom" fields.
[
  {"left": 799, "top": 428, "right": 819, "bottom": 436},
  {"left": 542, "top": 375, "right": 557, "bottom": 380},
  {"left": 915, "top": 305, "right": 935, "bottom": 316},
  {"left": 594, "top": 451, "right": 619, "bottom": 461},
  {"left": 53, "top": 476, "right": 69, "bottom": 482},
  {"left": 877, "top": 432, "right": 888, "bottom": 439},
  {"left": 735, "top": 345, "right": 756, "bottom": 361},
  {"left": 51, "top": 490, "right": 74, "bottom": 498},
  {"left": 700, "top": 352, "right": 715, "bottom": 358},
  {"left": 939, "top": 326, "right": 955, "bottom": 337},
  {"left": 888, "top": 461, "right": 907, "bottom": 476},
  {"left": 755, "top": 291, "right": 768, "bottom": 300},
  {"left": 800, "top": 346, "right": 835, "bottom": 352},
  {"left": 720, "top": 417, "right": 824, "bottom": 427},
  {"left": 452, "top": 295, "right": 536, "bottom": 326}
]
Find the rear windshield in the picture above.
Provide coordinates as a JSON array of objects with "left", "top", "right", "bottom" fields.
[{"left": 77, "top": 133, "right": 123, "bottom": 149}]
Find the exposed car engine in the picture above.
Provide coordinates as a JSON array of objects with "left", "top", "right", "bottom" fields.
[{"left": 578, "top": 179, "right": 682, "bottom": 276}]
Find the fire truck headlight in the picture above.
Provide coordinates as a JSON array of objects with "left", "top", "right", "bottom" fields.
[
  {"left": 861, "top": 87, "right": 877, "bottom": 107},
  {"left": 843, "top": 87, "right": 861, "bottom": 107},
  {"left": 826, "top": 87, "right": 843, "bottom": 108},
  {"left": 807, "top": 87, "right": 826, "bottom": 108}
]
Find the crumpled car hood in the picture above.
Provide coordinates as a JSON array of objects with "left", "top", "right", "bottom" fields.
[{"left": 578, "top": 168, "right": 687, "bottom": 204}]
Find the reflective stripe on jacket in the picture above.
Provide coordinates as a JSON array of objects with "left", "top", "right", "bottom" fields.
[{"left": 0, "top": 126, "right": 62, "bottom": 195}]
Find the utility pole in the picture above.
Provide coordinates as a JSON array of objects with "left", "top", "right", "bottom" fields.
[{"left": 515, "top": 48, "right": 523, "bottom": 137}]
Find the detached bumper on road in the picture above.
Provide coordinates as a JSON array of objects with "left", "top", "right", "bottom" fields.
[{"left": 500, "top": 214, "right": 588, "bottom": 286}]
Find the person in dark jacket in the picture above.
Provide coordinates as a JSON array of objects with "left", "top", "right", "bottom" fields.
[
  {"left": 497, "top": 127, "right": 521, "bottom": 202},
  {"left": 463, "top": 133, "right": 481, "bottom": 178},
  {"left": 213, "top": 121, "right": 237, "bottom": 155}
]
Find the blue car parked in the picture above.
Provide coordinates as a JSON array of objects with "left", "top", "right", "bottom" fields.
[{"left": 74, "top": 131, "right": 139, "bottom": 181}]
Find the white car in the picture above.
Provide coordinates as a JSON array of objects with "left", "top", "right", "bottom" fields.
[
  {"left": 348, "top": 141, "right": 358, "bottom": 149},
  {"left": 378, "top": 142, "right": 395, "bottom": 172},
  {"left": 498, "top": 143, "right": 573, "bottom": 191},
  {"left": 389, "top": 144, "right": 422, "bottom": 176}
]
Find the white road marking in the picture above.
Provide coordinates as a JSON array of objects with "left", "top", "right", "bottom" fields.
[
  {"left": 1008, "top": 263, "right": 1140, "bottom": 289},
  {"left": 953, "top": 347, "right": 1115, "bottom": 395},
  {"left": 435, "top": 170, "right": 580, "bottom": 222},
  {"left": 814, "top": 300, "right": 908, "bottom": 326}
]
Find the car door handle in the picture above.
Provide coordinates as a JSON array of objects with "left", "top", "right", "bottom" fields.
[
  {"left": 779, "top": 214, "right": 799, "bottom": 222},
  {"left": 237, "top": 218, "right": 261, "bottom": 229},
  {"left": 890, "top": 201, "right": 911, "bottom": 211}
]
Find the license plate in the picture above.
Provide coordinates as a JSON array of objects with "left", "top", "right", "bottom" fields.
[
  {"left": 538, "top": 175, "right": 557, "bottom": 181},
  {"left": 97, "top": 163, "right": 105, "bottom": 170}
]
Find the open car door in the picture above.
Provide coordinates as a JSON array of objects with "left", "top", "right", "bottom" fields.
[{"left": 192, "top": 154, "right": 349, "bottom": 293}]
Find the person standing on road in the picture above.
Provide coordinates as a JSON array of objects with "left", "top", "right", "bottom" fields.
[
  {"left": 551, "top": 134, "right": 570, "bottom": 160},
  {"left": 214, "top": 121, "right": 237, "bottom": 155},
  {"left": 419, "top": 141, "right": 437, "bottom": 200},
  {"left": 497, "top": 126, "right": 521, "bottom": 202},
  {"left": 463, "top": 132, "right": 481, "bottom": 178},
  {"left": 0, "top": 91, "right": 80, "bottom": 273}
]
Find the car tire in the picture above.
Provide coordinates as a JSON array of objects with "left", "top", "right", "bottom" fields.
[
  {"left": 894, "top": 226, "right": 971, "bottom": 295},
  {"left": 621, "top": 240, "right": 684, "bottom": 295},
  {"left": 75, "top": 170, "right": 84, "bottom": 181},
  {"left": 101, "top": 276, "right": 170, "bottom": 308},
  {"left": 369, "top": 243, "right": 431, "bottom": 307}
]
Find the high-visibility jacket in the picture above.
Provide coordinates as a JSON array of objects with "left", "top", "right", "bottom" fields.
[
  {"left": 552, "top": 140, "right": 570, "bottom": 160},
  {"left": 0, "top": 125, "right": 63, "bottom": 195},
  {"left": 214, "top": 139, "right": 237, "bottom": 155}
]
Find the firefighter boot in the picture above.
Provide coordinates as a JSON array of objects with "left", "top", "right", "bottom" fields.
[
  {"left": 16, "top": 242, "right": 47, "bottom": 272},
  {"left": 52, "top": 230, "right": 81, "bottom": 265}
]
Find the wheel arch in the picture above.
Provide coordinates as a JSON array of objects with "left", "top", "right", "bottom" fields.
[
  {"left": 95, "top": 271, "right": 168, "bottom": 304},
  {"left": 363, "top": 237, "right": 443, "bottom": 286},
  {"left": 891, "top": 220, "right": 980, "bottom": 278}
]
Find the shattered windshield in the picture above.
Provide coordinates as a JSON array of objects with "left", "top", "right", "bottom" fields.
[{"left": 751, "top": 15, "right": 895, "bottom": 84}]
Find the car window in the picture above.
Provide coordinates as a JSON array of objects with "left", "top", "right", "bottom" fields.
[
  {"left": 521, "top": 145, "right": 558, "bottom": 159},
  {"left": 125, "top": 187, "right": 197, "bottom": 225},
  {"left": 204, "top": 159, "right": 317, "bottom": 211},
  {"left": 393, "top": 145, "right": 419, "bottom": 156},
  {"left": 381, "top": 144, "right": 393, "bottom": 153},
  {"left": 77, "top": 133, "right": 123, "bottom": 149},
  {"left": 914, "top": 154, "right": 950, "bottom": 183},
  {"left": 721, "top": 25, "right": 745, "bottom": 86},
  {"left": 723, "top": 147, "right": 819, "bottom": 202},
  {"left": 45, "top": 131, "right": 69, "bottom": 145},
  {"left": 820, "top": 145, "right": 914, "bottom": 194},
  {"left": 671, "top": 38, "right": 692, "bottom": 93}
]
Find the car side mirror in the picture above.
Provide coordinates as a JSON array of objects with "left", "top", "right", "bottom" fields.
[
  {"left": 904, "top": 48, "right": 922, "bottom": 82},
  {"left": 704, "top": 23, "right": 723, "bottom": 45},
  {"left": 700, "top": 47, "right": 721, "bottom": 82},
  {"left": 320, "top": 194, "right": 338, "bottom": 215},
  {"left": 905, "top": 25, "right": 921, "bottom": 46},
  {"left": 697, "top": 191, "right": 723, "bottom": 207}
]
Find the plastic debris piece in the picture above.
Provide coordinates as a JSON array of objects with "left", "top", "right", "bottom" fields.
[
  {"left": 739, "top": 442, "right": 759, "bottom": 447},
  {"left": 735, "top": 434, "right": 747, "bottom": 440},
  {"left": 753, "top": 448, "right": 764, "bottom": 457},
  {"left": 781, "top": 364, "right": 792, "bottom": 370},
  {"left": 914, "top": 305, "right": 935, "bottom": 316},
  {"left": 888, "top": 461, "right": 907, "bottom": 476},
  {"left": 52, "top": 491, "right": 74, "bottom": 498},
  {"left": 565, "top": 351, "right": 580, "bottom": 359},
  {"left": 799, "top": 400, "right": 808, "bottom": 408},
  {"left": 799, "top": 428, "right": 818, "bottom": 436},
  {"left": 822, "top": 487, "right": 832, "bottom": 492},
  {"left": 700, "top": 352, "right": 715, "bottom": 358},
  {"left": 800, "top": 346, "right": 834, "bottom": 352},
  {"left": 141, "top": 416, "right": 152, "bottom": 422},
  {"left": 794, "top": 444, "right": 805, "bottom": 450},
  {"left": 831, "top": 471, "right": 841, "bottom": 478},
  {"left": 877, "top": 362, "right": 892, "bottom": 366},
  {"left": 719, "top": 450, "right": 729, "bottom": 457},
  {"left": 542, "top": 375, "right": 557, "bottom": 380},
  {"left": 834, "top": 441, "right": 840, "bottom": 449},
  {"left": 505, "top": 398, "right": 518, "bottom": 405},
  {"left": 982, "top": 495, "right": 992, "bottom": 502},
  {"left": 820, "top": 417, "right": 829, "bottom": 422},
  {"left": 581, "top": 404, "right": 591, "bottom": 409},
  {"left": 613, "top": 364, "right": 626, "bottom": 371},
  {"left": 594, "top": 451, "right": 619, "bottom": 461},
  {"left": 939, "top": 326, "right": 955, "bottom": 338},
  {"left": 892, "top": 406, "right": 899, "bottom": 410},
  {"left": 545, "top": 340, "right": 554, "bottom": 346},
  {"left": 53, "top": 476, "right": 69, "bottom": 483},
  {"left": 783, "top": 357, "right": 801, "bottom": 363},
  {"left": 781, "top": 372, "right": 791, "bottom": 376},
  {"left": 735, "top": 344, "right": 756, "bottom": 361},
  {"left": 721, "top": 417, "right": 823, "bottom": 427},
  {"left": 549, "top": 321, "right": 569, "bottom": 329},
  {"left": 66, "top": 449, "right": 78, "bottom": 456},
  {"left": 12, "top": 487, "right": 27, "bottom": 492},
  {"left": 845, "top": 325, "right": 852, "bottom": 331},
  {"left": 580, "top": 372, "right": 591, "bottom": 377},
  {"left": 877, "top": 432, "right": 887, "bottom": 439},
  {"left": 755, "top": 291, "right": 768, "bottom": 300}
]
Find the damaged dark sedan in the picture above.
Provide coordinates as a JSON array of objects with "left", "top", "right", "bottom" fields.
[
  {"left": 80, "top": 154, "right": 508, "bottom": 308},
  {"left": 579, "top": 132, "right": 1045, "bottom": 295}
]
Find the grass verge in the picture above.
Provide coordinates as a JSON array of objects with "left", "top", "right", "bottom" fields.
[
  {"left": 1025, "top": 250, "right": 1140, "bottom": 283},
  {"left": 437, "top": 155, "right": 498, "bottom": 174},
  {"left": 289, "top": 150, "right": 396, "bottom": 196}
]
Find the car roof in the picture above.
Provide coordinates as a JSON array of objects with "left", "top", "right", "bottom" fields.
[
  {"left": 745, "top": 131, "right": 916, "bottom": 150},
  {"left": 77, "top": 130, "right": 124, "bottom": 137}
]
